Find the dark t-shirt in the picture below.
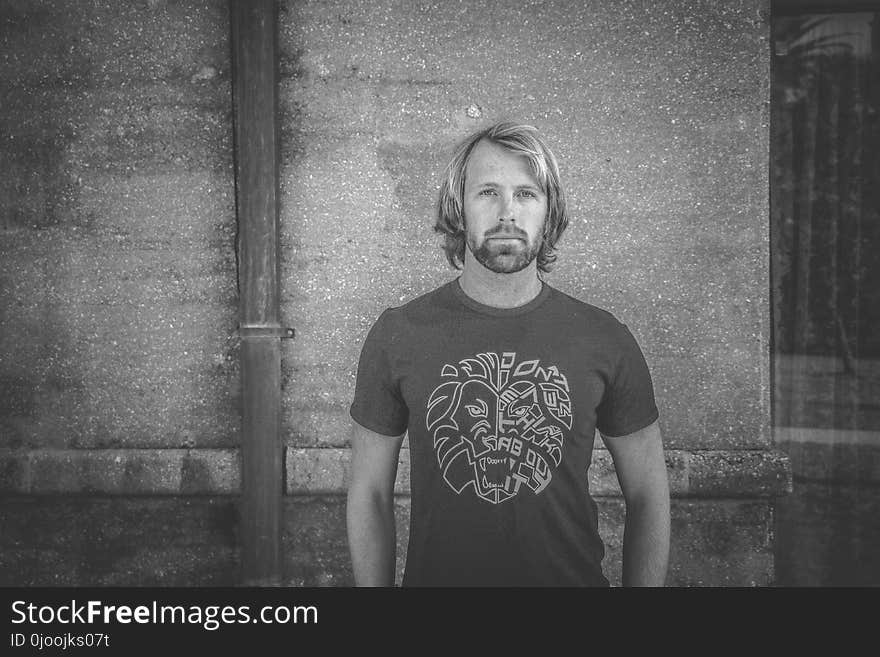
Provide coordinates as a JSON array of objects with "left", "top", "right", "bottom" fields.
[{"left": 350, "top": 279, "right": 659, "bottom": 586}]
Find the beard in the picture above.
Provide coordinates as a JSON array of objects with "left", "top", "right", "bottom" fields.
[{"left": 466, "top": 227, "right": 542, "bottom": 274}]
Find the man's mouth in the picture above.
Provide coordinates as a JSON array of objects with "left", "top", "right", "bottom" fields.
[{"left": 485, "top": 226, "right": 528, "bottom": 240}]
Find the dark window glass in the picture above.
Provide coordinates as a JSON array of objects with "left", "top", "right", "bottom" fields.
[{"left": 771, "top": 9, "right": 880, "bottom": 585}]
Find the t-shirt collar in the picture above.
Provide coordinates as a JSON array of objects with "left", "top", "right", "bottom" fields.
[{"left": 450, "top": 277, "right": 551, "bottom": 317}]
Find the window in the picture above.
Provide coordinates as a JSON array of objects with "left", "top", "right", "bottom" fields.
[{"left": 771, "top": 5, "right": 880, "bottom": 585}]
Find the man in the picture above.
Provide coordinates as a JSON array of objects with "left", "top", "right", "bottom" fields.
[{"left": 346, "top": 122, "right": 670, "bottom": 586}]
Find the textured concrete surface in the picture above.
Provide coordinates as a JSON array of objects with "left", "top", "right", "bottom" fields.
[
  {"left": 0, "top": 448, "right": 239, "bottom": 494},
  {"left": 0, "top": 497, "right": 238, "bottom": 586},
  {"left": 661, "top": 499, "right": 775, "bottom": 587},
  {"left": 283, "top": 496, "right": 361, "bottom": 587},
  {"left": 277, "top": 0, "right": 771, "bottom": 450},
  {"left": 0, "top": 0, "right": 238, "bottom": 450},
  {"left": 686, "top": 449, "right": 792, "bottom": 497}
]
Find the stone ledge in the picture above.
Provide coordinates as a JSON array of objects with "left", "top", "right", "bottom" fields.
[
  {"left": 286, "top": 447, "right": 792, "bottom": 498},
  {"left": 0, "top": 449, "right": 239, "bottom": 495},
  {"left": 0, "top": 447, "right": 792, "bottom": 497}
]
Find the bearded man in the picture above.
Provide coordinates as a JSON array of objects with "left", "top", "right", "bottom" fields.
[{"left": 346, "top": 122, "right": 670, "bottom": 586}]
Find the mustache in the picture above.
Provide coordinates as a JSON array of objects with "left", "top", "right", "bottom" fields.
[{"left": 484, "top": 225, "right": 528, "bottom": 239}]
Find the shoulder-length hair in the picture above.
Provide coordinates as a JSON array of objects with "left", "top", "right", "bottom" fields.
[{"left": 434, "top": 122, "right": 569, "bottom": 274}]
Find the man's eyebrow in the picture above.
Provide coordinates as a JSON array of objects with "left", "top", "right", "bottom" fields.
[{"left": 474, "top": 181, "right": 541, "bottom": 190}]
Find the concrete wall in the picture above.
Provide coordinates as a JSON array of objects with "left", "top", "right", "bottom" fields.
[
  {"left": 278, "top": 0, "right": 775, "bottom": 452},
  {"left": 0, "top": 0, "right": 240, "bottom": 584},
  {"left": 0, "top": 0, "right": 790, "bottom": 586}
]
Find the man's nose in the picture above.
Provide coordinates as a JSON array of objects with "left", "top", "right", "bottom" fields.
[{"left": 498, "top": 195, "right": 515, "bottom": 222}]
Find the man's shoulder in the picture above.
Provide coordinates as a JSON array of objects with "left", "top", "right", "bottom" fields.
[
  {"left": 369, "top": 280, "right": 457, "bottom": 327},
  {"left": 542, "top": 284, "right": 650, "bottom": 353},
  {"left": 397, "top": 279, "right": 458, "bottom": 312},
  {"left": 545, "top": 284, "right": 623, "bottom": 328}
]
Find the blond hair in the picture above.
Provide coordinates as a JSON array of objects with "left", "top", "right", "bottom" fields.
[{"left": 435, "top": 122, "right": 569, "bottom": 273}]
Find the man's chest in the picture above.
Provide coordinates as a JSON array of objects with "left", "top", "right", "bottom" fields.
[
  {"left": 391, "top": 332, "right": 610, "bottom": 443},
  {"left": 393, "top": 334, "right": 609, "bottom": 504}
]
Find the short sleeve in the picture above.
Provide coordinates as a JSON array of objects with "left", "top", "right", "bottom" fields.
[
  {"left": 595, "top": 323, "right": 659, "bottom": 437},
  {"left": 349, "top": 310, "right": 409, "bottom": 436}
]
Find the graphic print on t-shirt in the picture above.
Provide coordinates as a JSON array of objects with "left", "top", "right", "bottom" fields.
[{"left": 425, "top": 351, "right": 573, "bottom": 504}]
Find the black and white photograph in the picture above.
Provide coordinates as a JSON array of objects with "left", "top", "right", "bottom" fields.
[{"left": 1, "top": 0, "right": 878, "bottom": 629}]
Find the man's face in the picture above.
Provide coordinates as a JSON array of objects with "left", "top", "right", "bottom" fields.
[{"left": 462, "top": 139, "right": 548, "bottom": 274}]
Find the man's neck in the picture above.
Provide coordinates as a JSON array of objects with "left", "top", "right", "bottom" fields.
[{"left": 458, "top": 254, "right": 543, "bottom": 309}]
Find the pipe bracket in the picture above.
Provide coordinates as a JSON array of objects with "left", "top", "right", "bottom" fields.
[{"left": 239, "top": 325, "right": 296, "bottom": 339}]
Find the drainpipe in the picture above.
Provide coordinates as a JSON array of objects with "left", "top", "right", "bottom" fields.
[{"left": 230, "top": 0, "right": 287, "bottom": 586}]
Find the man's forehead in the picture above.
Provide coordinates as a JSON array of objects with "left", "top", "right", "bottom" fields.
[{"left": 465, "top": 139, "right": 539, "bottom": 185}]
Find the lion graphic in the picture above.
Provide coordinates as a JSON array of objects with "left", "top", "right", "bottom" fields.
[{"left": 425, "top": 352, "right": 572, "bottom": 504}]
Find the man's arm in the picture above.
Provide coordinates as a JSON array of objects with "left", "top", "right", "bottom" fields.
[
  {"left": 600, "top": 419, "right": 670, "bottom": 586},
  {"left": 346, "top": 421, "right": 406, "bottom": 586}
]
